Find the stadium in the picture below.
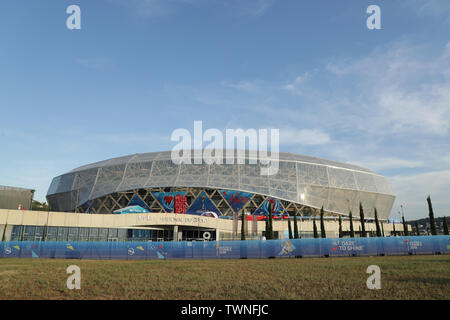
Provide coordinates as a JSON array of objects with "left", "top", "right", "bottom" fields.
[
  {"left": 0, "top": 150, "right": 397, "bottom": 242},
  {"left": 46, "top": 150, "right": 395, "bottom": 217}
]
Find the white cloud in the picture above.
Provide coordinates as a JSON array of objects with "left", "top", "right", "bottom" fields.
[
  {"left": 376, "top": 85, "right": 450, "bottom": 135},
  {"left": 391, "top": 170, "right": 450, "bottom": 219},
  {"left": 404, "top": 0, "right": 450, "bottom": 22},
  {"left": 283, "top": 73, "right": 309, "bottom": 95},
  {"left": 352, "top": 157, "right": 424, "bottom": 171},
  {"left": 325, "top": 41, "right": 450, "bottom": 136},
  {"left": 280, "top": 128, "right": 330, "bottom": 146}
]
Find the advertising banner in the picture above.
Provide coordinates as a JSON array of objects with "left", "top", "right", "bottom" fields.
[
  {"left": 187, "top": 191, "right": 221, "bottom": 217},
  {"left": 254, "top": 197, "right": 286, "bottom": 216},
  {"left": 219, "top": 190, "right": 252, "bottom": 213},
  {"left": 128, "top": 195, "right": 152, "bottom": 213},
  {"left": 152, "top": 192, "right": 187, "bottom": 212},
  {"left": 0, "top": 236, "right": 449, "bottom": 260}
]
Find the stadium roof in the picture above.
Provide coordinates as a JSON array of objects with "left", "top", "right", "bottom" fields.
[
  {"left": 68, "top": 150, "right": 374, "bottom": 174},
  {"left": 47, "top": 150, "right": 395, "bottom": 218}
]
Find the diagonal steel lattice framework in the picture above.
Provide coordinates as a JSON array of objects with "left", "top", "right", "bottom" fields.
[{"left": 46, "top": 150, "right": 395, "bottom": 219}]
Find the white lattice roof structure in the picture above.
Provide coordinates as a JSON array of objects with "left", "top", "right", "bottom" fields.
[{"left": 46, "top": 150, "right": 395, "bottom": 219}]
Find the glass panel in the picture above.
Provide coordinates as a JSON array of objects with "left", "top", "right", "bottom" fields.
[
  {"left": 57, "top": 227, "right": 68, "bottom": 241},
  {"left": 175, "top": 175, "right": 208, "bottom": 187},
  {"left": 297, "top": 163, "right": 329, "bottom": 187},
  {"left": 46, "top": 227, "right": 58, "bottom": 241},
  {"left": 90, "top": 164, "right": 126, "bottom": 199},
  {"left": 56, "top": 172, "right": 76, "bottom": 194},
  {"left": 117, "top": 161, "right": 153, "bottom": 191},
  {"left": 35, "top": 227, "right": 44, "bottom": 241},
  {"left": 47, "top": 176, "right": 61, "bottom": 195},
  {"left": 10, "top": 226, "right": 22, "bottom": 241},
  {"left": 89, "top": 228, "right": 99, "bottom": 241},
  {"left": 373, "top": 175, "right": 394, "bottom": 195},
  {"left": 327, "top": 167, "right": 357, "bottom": 190},
  {"left": 98, "top": 228, "right": 108, "bottom": 241},
  {"left": 150, "top": 160, "right": 178, "bottom": 176},
  {"left": 327, "top": 188, "right": 358, "bottom": 215},
  {"left": 354, "top": 172, "right": 377, "bottom": 192},
  {"left": 118, "top": 229, "right": 128, "bottom": 241},
  {"left": 67, "top": 227, "right": 79, "bottom": 241},
  {"left": 298, "top": 184, "right": 329, "bottom": 211},
  {"left": 72, "top": 168, "right": 98, "bottom": 207},
  {"left": 23, "top": 226, "right": 36, "bottom": 241},
  {"left": 78, "top": 228, "right": 89, "bottom": 241},
  {"left": 108, "top": 228, "right": 118, "bottom": 238}
]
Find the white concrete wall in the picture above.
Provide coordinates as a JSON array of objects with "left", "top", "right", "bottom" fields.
[{"left": 0, "top": 209, "right": 408, "bottom": 241}]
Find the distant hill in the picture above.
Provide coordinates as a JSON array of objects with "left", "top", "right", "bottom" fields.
[{"left": 408, "top": 216, "right": 449, "bottom": 235}]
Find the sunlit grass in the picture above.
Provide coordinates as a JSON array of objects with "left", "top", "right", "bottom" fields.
[{"left": 0, "top": 255, "right": 448, "bottom": 299}]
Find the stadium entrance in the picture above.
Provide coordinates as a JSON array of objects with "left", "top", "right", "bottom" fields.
[{"left": 181, "top": 229, "right": 216, "bottom": 241}]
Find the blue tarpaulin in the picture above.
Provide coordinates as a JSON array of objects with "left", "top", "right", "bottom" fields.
[{"left": 0, "top": 236, "right": 448, "bottom": 260}]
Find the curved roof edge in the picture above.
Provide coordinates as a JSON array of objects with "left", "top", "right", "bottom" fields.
[{"left": 66, "top": 150, "right": 374, "bottom": 175}]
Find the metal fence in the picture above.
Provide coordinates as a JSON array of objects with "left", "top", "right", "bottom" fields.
[{"left": 0, "top": 236, "right": 449, "bottom": 260}]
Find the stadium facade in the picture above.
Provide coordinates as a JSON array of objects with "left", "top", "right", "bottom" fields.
[
  {"left": 0, "top": 151, "right": 403, "bottom": 243},
  {"left": 46, "top": 150, "right": 395, "bottom": 219}
]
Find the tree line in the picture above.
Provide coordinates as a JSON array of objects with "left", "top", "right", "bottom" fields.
[{"left": 240, "top": 196, "right": 449, "bottom": 240}]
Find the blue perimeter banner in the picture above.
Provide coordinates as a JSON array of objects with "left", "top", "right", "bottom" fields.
[{"left": 0, "top": 236, "right": 448, "bottom": 260}]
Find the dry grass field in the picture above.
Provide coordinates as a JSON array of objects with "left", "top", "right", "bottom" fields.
[{"left": 0, "top": 255, "right": 449, "bottom": 300}]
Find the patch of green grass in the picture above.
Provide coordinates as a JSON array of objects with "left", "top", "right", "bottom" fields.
[{"left": 0, "top": 255, "right": 449, "bottom": 300}]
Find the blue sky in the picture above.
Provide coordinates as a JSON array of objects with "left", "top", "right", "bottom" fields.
[{"left": 1, "top": 0, "right": 449, "bottom": 220}]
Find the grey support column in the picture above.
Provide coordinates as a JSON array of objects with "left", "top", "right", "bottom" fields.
[{"left": 173, "top": 225, "right": 178, "bottom": 241}]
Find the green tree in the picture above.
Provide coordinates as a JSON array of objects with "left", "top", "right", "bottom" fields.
[
  {"left": 1, "top": 223, "right": 7, "bottom": 242},
  {"left": 241, "top": 213, "right": 246, "bottom": 240},
  {"left": 338, "top": 215, "right": 343, "bottom": 238},
  {"left": 402, "top": 215, "right": 409, "bottom": 236},
  {"left": 288, "top": 217, "right": 293, "bottom": 239},
  {"left": 320, "top": 206, "right": 326, "bottom": 238},
  {"left": 415, "top": 221, "right": 420, "bottom": 236},
  {"left": 293, "top": 213, "right": 299, "bottom": 239},
  {"left": 313, "top": 218, "right": 319, "bottom": 238},
  {"left": 427, "top": 196, "right": 437, "bottom": 235},
  {"left": 349, "top": 211, "right": 355, "bottom": 238},
  {"left": 265, "top": 213, "right": 269, "bottom": 239},
  {"left": 443, "top": 217, "right": 449, "bottom": 236},
  {"left": 31, "top": 200, "right": 50, "bottom": 211},
  {"left": 42, "top": 225, "right": 48, "bottom": 242},
  {"left": 359, "top": 202, "right": 366, "bottom": 238},
  {"left": 267, "top": 201, "right": 274, "bottom": 239},
  {"left": 374, "top": 208, "right": 382, "bottom": 237}
]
